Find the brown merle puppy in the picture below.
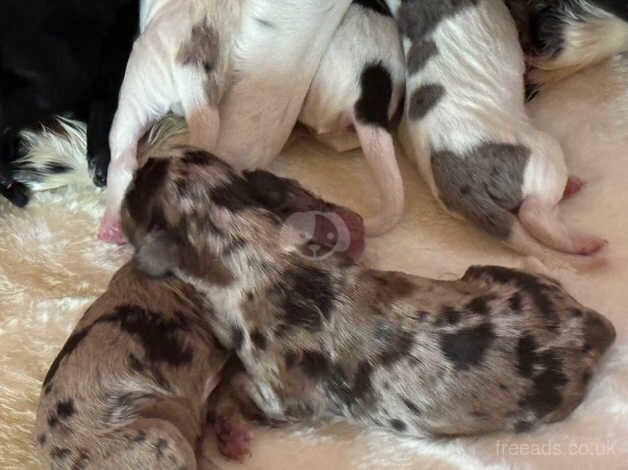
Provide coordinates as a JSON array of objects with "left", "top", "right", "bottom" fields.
[
  {"left": 122, "top": 147, "right": 615, "bottom": 438},
  {"left": 33, "top": 263, "right": 228, "bottom": 469}
]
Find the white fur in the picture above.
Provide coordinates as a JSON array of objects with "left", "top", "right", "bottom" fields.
[
  {"left": 102, "top": 0, "right": 353, "bottom": 242},
  {"left": 13, "top": 117, "right": 90, "bottom": 191},
  {"left": 298, "top": 4, "right": 406, "bottom": 235},
  {"left": 396, "top": 0, "right": 603, "bottom": 267}
]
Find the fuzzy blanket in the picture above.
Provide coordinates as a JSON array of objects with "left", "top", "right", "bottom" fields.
[{"left": 1, "top": 55, "right": 627, "bottom": 469}]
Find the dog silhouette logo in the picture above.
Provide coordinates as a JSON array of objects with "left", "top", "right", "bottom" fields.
[{"left": 280, "top": 211, "right": 351, "bottom": 260}]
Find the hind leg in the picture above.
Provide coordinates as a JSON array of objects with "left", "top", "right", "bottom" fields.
[
  {"left": 518, "top": 196, "right": 607, "bottom": 255},
  {"left": 90, "top": 418, "right": 197, "bottom": 470}
]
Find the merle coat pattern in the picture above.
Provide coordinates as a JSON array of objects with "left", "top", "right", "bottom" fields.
[
  {"left": 0, "top": 0, "right": 138, "bottom": 206},
  {"left": 34, "top": 264, "right": 228, "bottom": 469},
  {"left": 121, "top": 147, "right": 615, "bottom": 438}
]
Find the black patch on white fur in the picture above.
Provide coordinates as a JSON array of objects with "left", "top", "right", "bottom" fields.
[
  {"left": 407, "top": 40, "right": 438, "bottom": 74},
  {"left": 355, "top": 63, "right": 393, "bottom": 128},
  {"left": 396, "top": 0, "right": 479, "bottom": 40},
  {"left": 408, "top": 84, "right": 445, "bottom": 120},
  {"left": 354, "top": 0, "right": 391, "bottom": 16}
]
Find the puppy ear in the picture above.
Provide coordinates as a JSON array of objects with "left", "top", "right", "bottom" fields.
[
  {"left": 243, "top": 170, "right": 291, "bottom": 209},
  {"left": 132, "top": 230, "right": 180, "bottom": 278}
]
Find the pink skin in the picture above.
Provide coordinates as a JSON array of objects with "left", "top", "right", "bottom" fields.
[
  {"left": 563, "top": 176, "right": 584, "bottom": 200},
  {"left": 98, "top": 211, "right": 126, "bottom": 244},
  {"left": 563, "top": 176, "right": 608, "bottom": 255},
  {"left": 214, "top": 413, "right": 253, "bottom": 461}
]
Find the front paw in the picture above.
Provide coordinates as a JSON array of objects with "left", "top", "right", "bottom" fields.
[{"left": 88, "top": 150, "right": 110, "bottom": 188}]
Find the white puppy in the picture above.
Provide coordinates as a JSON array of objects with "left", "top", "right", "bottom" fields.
[
  {"left": 387, "top": 0, "right": 606, "bottom": 268},
  {"left": 298, "top": 0, "right": 406, "bottom": 235},
  {"left": 100, "top": 0, "right": 352, "bottom": 243}
]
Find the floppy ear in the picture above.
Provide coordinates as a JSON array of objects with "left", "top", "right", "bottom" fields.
[{"left": 132, "top": 229, "right": 181, "bottom": 278}]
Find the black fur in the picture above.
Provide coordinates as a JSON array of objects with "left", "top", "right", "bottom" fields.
[{"left": 0, "top": 0, "right": 139, "bottom": 204}]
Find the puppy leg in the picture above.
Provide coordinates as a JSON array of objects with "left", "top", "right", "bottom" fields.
[
  {"left": 86, "top": 418, "right": 198, "bottom": 470},
  {"left": 174, "top": 68, "right": 221, "bottom": 153}
]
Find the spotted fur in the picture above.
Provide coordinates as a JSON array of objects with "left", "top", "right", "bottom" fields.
[{"left": 123, "top": 147, "right": 616, "bottom": 438}]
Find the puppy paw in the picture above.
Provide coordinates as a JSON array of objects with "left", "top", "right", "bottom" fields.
[
  {"left": 214, "top": 414, "right": 252, "bottom": 461},
  {"left": 98, "top": 213, "right": 126, "bottom": 244},
  {"left": 571, "top": 235, "right": 608, "bottom": 256}
]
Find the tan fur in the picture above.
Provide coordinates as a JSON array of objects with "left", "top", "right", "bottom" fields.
[
  {"left": 33, "top": 264, "right": 228, "bottom": 469},
  {"left": 121, "top": 147, "right": 616, "bottom": 439}
]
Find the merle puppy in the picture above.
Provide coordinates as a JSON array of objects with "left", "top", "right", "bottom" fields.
[
  {"left": 0, "top": 0, "right": 138, "bottom": 206},
  {"left": 33, "top": 263, "right": 229, "bottom": 469},
  {"left": 122, "top": 147, "right": 615, "bottom": 438}
]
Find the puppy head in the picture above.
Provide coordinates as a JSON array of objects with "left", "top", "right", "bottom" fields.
[
  {"left": 121, "top": 148, "right": 253, "bottom": 279},
  {"left": 244, "top": 170, "right": 365, "bottom": 261}
]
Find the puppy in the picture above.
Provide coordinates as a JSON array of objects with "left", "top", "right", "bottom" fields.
[
  {"left": 0, "top": 0, "right": 138, "bottom": 205},
  {"left": 386, "top": 0, "right": 606, "bottom": 269},
  {"left": 517, "top": 0, "right": 628, "bottom": 86},
  {"left": 100, "top": 0, "right": 353, "bottom": 243},
  {"left": 298, "top": 0, "right": 406, "bottom": 235},
  {"left": 33, "top": 263, "right": 231, "bottom": 469},
  {"left": 121, "top": 147, "right": 615, "bottom": 438}
]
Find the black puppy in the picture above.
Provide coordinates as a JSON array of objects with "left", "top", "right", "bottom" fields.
[{"left": 0, "top": 0, "right": 138, "bottom": 206}]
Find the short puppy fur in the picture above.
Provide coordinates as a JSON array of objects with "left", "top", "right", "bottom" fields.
[
  {"left": 101, "top": 0, "right": 353, "bottom": 244},
  {"left": 34, "top": 263, "right": 227, "bottom": 469},
  {"left": 387, "top": 0, "right": 606, "bottom": 269},
  {"left": 299, "top": 0, "right": 406, "bottom": 235},
  {"left": 122, "top": 147, "right": 615, "bottom": 438}
]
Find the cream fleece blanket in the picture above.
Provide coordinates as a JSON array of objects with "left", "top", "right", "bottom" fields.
[{"left": 1, "top": 55, "right": 627, "bottom": 469}]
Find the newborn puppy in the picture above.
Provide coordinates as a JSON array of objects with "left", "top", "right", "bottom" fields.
[
  {"left": 298, "top": 0, "right": 406, "bottom": 235},
  {"left": 122, "top": 147, "right": 615, "bottom": 438},
  {"left": 101, "top": 0, "right": 353, "bottom": 243},
  {"left": 0, "top": 0, "right": 138, "bottom": 204},
  {"left": 387, "top": 0, "right": 606, "bottom": 269},
  {"left": 521, "top": 0, "right": 628, "bottom": 86},
  {"left": 34, "top": 263, "right": 229, "bottom": 469}
]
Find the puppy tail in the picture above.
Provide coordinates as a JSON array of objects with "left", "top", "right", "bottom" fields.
[
  {"left": 353, "top": 119, "right": 405, "bottom": 236},
  {"left": 12, "top": 116, "right": 91, "bottom": 191}
]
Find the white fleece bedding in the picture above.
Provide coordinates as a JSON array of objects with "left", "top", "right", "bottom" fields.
[{"left": 1, "top": 54, "right": 627, "bottom": 469}]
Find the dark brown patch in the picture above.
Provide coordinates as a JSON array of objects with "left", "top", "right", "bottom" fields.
[
  {"left": 230, "top": 325, "right": 244, "bottom": 350},
  {"left": 37, "top": 433, "right": 46, "bottom": 446},
  {"left": 56, "top": 399, "right": 76, "bottom": 420},
  {"left": 402, "top": 397, "right": 422, "bottom": 415},
  {"left": 251, "top": 330, "right": 267, "bottom": 351},
  {"left": 440, "top": 322, "right": 495, "bottom": 371},
  {"left": 353, "top": 361, "right": 374, "bottom": 401},
  {"left": 466, "top": 295, "right": 494, "bottom": 315},
  {"left": 390, "top": 419, "right": 407, "bottom": 432},
  {"left": 50, "top": 447, "right": 71, "bottom": 460},
  {"left": 177, "top": 22, "right": 220, "bottom": 72}
]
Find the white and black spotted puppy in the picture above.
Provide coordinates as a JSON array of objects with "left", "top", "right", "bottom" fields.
[
  {"left": 511, "top": 0, "right": 628, "bottom": 86},
  {"left": 298, "top": 0, "right": 406, "bottom": 235},
  {"left": 121, "top": 147, "right": 615, "bottom": 439},
  {"left": 386, "top": 0, "right": 607, "bottom": 269},
  {"left": 33, "top": 263, "right": 230, "bottom": 470},
  {"left": 100, "top": 0, "right": 353, "bottom": 244}
]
